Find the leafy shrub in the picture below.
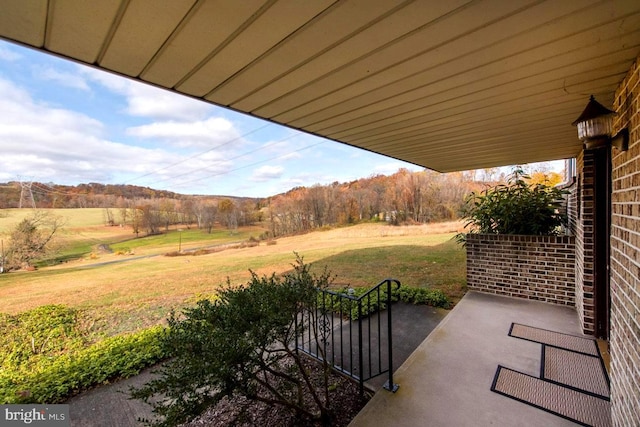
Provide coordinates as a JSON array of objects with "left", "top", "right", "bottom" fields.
[
  {"left": 131, "top": 255, "right": 337, "bottom": 427},
  {"left": 396, "top": 287, "right": 450, "bottom": 307},
  {"left": 460, "top": 168, "right": 568, "bottom": 237}
]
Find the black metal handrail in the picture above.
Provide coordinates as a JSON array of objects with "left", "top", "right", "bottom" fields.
[{"left": 295, "top": 279, "right": 401, "bottom": 395}]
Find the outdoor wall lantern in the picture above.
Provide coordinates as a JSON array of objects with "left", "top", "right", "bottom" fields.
[{"left": 572, "top": 95, "right": 628, "bottom": 151}]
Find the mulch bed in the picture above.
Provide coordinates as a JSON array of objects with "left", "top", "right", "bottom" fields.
[{"left": 180, "top": 358, "right": 371, "bottom": 427}]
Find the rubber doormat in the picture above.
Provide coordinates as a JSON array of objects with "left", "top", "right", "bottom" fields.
[
  {"left": 542, "top": 345, "right": 609, "bottom": 398},
  {"left": 492, "top": 323, "right": 611, "bottom": 427},
  {"left": 492, "top": 366, "right": 611, "bottom": 427},
  {"left": 509, "top": 323, "right": 599, "bottom": 356}
]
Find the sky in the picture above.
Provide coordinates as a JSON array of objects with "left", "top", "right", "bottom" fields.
[{"left": 0, "top": 40, "right": 561, "bottom": 198}]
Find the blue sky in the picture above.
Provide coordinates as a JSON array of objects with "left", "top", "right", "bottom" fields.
[{"left": 0, "top": 40, "right": 561, "bottom": 198}]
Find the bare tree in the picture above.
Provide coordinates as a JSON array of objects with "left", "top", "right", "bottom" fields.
[
  {"left": 102, "top": 208, "right": 115, "bottom": 226},
  {"left": 128, "top": 201, "right": 143, "bottom": 237}
]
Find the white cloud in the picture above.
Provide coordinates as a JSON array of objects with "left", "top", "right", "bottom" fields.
[
  {"left": 251, "top": 165, "right": 284, "bottom": 182},
  {"left": 373, "top": 161, "right": 421, "bottom": 175},
  {"left": 280, "top": 152, "right": 302, "bottom": 161},
  {"left": 126, "top": 83, "right": 213, "bottom": 121},
  {"left": 37, "top": 67, "right": 90, "bottom": 91},
  {"left": 0, "top": 77, "right": 195, "bottom": 185},
  {"left": 79, "top": 66, "right": 129, "bottom": 92},
  {"left": 80, "top": 66, "right": 212, "bottom": 121},
  {"left": 126, "top": 117, "right": 239, "bottom": 149},
  {"left": 0, "top": 44, "right": 21, "bottom": 62}
]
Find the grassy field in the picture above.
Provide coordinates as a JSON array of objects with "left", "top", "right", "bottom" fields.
[{"left": 0, "top": 209, "right": 467, "bottom": 336}]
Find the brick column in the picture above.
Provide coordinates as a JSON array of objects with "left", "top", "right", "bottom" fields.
[{"left": 574, "top": 150, "right": 597, "bottom": 335}]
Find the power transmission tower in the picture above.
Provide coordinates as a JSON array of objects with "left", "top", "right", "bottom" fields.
[{"left": 19, "top": 180, "right": 36, "bottom": 209}]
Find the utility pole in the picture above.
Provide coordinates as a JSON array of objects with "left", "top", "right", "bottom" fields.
[{"left": 19, "top": 180, "right": 36, "bottom": 209}]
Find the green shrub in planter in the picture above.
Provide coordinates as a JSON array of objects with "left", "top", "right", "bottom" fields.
[{"left": 460, "top": 168, "right": 568, "bottom": 238}]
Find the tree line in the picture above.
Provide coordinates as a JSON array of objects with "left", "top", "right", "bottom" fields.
[
  {"left": 17, "top": 169, "right": 570, "bottom": 239},
  {"left": 265, "top": 169, "right": 484, "bottom": 236},
  {"left": 0, "top": 167, "right": 563, "bottom": 270},
  {"left": 0, "top": 169, "right": 492, "bottom": 237}
]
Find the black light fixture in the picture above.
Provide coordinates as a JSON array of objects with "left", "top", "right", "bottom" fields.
[{"left": 572, "top": 95, "right": 628, "bottom": 151}]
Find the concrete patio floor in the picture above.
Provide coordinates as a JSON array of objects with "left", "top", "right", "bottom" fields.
[{"left": 349, "top": 291, "right": 607, "bottom": 427}]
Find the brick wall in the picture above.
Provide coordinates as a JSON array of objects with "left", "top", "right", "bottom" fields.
[
  {"left": 466, "top": 234, "right": 575, "bottom": 305},
  {"left": 610, "top": 56, "right": 640, "bottom": 426}
]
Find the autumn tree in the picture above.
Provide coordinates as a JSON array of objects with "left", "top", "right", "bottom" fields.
[
  {"left": 3, "top": 211, "right": 64, "bottom": 271},
  {"left": 140, "top": 203, "right": 161, "bottom": 235},
  {"left": 218, "top": 198, "right": 238, "bottom": 232}
]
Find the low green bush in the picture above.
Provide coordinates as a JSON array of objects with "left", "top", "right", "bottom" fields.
[
  {"left": 396, "top": 287, "right": 450, "bottom": 307},
  {"left": 321, "top": 285, "right": 450, "bottom": 319},
  {"left": 0, "top": 304, "right": 167, "bottom": 404},
  {"left": 0, "top": 305, "right": 87, "bottom": 367}
]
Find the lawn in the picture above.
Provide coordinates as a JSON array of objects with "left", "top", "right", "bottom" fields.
[{"left": 0, "top": 216, "right": 467, "bottom": 336}]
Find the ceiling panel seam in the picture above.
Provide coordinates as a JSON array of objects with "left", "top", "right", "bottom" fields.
[
  {"left": 137, "top": 0, "right": 201, "bottom": 79},
  {"left": 202, "top": 0, "right": 344, "bottom": 102},
  {"left": 247, "top": 0, "right": 481, "bottom": 117},
  {"left": 317, "top": 53, "right": 637, "bottom": 138},
  {"left": 353, "top": 105, "right": 580, "bottom": 141},
  {"left": 350, "top": 110, "right": 580, "bottom": 147},
  {"left": 214, "top": 0, "right": 413, "bottom": 107},
  {"left": 360, "top": 121, "right": 577, "bottom": 153},
  {"left": 323, "top": 68, "right": 628, "bottom": 140},
  {"left": 256, "top": 0, "right": 547, "bottom": 120},
  {"left": 290, "top": 7, "right": 639, "bottom": 130},
  {"left": 382, "top": 137, "right": 578, "bottom": 158},
  {"left": 171, "top": 0, "right": 278, "bottom": 90},
  {"left": 329, "top": 89, "right": 612, "bottom": 142},
  {"left": 95, "top": 0, "right": 131, "bottom": 65},
  {"left": 43, "top": 0, "right": 53, "bottom": 48}
]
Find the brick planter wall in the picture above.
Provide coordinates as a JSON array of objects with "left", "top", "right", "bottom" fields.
[{"left": 466, "top": 234, "right": 575, "bottom": 305}]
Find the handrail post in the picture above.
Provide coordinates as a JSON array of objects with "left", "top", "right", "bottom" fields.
[
  {"left": 358, "top": 298, "right": 364, "bottom": 396},
  {"left": 294, "top": 305, "right": 299, "bottom": 355},
  {"left": 295, "top": 279, "right": 400, "bottom": 394},
  {"left": 383, "top": 279, "right": 400, "bottom": 393}
]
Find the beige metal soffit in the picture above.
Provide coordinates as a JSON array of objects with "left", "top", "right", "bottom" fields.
[{"left": 1, "top": 0, "right": 639, "bottom": 172}]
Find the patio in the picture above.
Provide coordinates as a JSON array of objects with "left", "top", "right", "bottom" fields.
[{"left": 350, "top": 291, "right": 610, "bottom": 427}]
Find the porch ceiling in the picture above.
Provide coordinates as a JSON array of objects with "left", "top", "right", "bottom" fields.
[{"left": 1, "top": 1, "right": 639, "bottom": 172}]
